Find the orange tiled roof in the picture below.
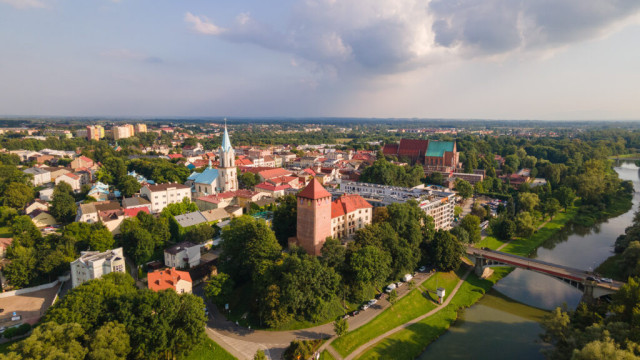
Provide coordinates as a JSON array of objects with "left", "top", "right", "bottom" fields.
[
  {"left": 297, "top": 178, "right": 331, "bottom": 200},
  {"left": 331, "top": 194, "right": 372, "bottom": 219},
  {"left": 148, "top": 268, "right": 192, "bottom": 292}
]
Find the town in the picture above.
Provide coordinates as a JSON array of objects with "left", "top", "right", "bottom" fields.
[{"left": 0, "top": 119, "right": 637, "bottom": 360}]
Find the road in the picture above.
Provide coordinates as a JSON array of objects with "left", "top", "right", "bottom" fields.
[{"left": 197, "top": 271, "right": 435, "bottom": 360}]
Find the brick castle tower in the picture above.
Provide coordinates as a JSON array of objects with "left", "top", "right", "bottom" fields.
[{"left": 295, "top": 178, "right": 332, "bottom": 255}]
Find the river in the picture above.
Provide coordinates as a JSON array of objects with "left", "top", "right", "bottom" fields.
[{"left": 419, "top": 161, "right": 640, "bottom": 360}]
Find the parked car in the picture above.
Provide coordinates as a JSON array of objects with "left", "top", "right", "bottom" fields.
[
  {"left": 396, "top": 282, "right": 404, "bottom": 288},
  {"left": 375, "top": 293, "right": 384, "bottom": 300},
  {"left": 368, "top": 299, "right": 378, "bottom": 306},
  {"left": 43, "top": 226, "right": 56, "bottom": 232},
  {"left": 418, "top": 266, "right": 426, "bottom": 272},
  {"left": 586, "top": 276, "right": 596, "bottom": 281},
  {"left": 342, "top": 314, "right": 350, "bottom": 320},
  {"left": 402, "top": 274, "right": 413, "bottom": 282},
  {"left": 385, "top": 283, "right": 397, "bottom": 293},
  {"left": 0, "top": 327, "right": 5, "bottom": 333},
  {"left": 601, "top": 278, "right": 613, "bottom": 283},
  {"left": 361, "top": 304, "right": 370, "bottom": 310},
  {"left": 350, "top": 310, "right": 360, "bottom": 316}
]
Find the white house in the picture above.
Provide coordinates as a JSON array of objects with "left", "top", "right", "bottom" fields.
[
  {"left": 164, "top": 241, "right": 200, "bottom": 269},
  {"left": 23, "top": 167, "right": 51, "bottom": 186},
  {"left": 140, "top": 183, "right": 191, "bottom": 213},
  {"left": 55, "top": 172, "right": 82, "bottom": 192},
  {"left": 70, "top": 247, "right": 125, "bottom": 288}
]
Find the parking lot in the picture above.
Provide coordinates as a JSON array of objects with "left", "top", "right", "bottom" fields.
[{"left": 0, "top": 284, "right": 60, "bottom": 327}]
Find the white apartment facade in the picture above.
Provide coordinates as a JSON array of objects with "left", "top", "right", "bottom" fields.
[
  {"left": 140, "top": 183, "right": 192, "bottom": 213},
  {"left": 164, "top": 242, "right": 201, "bottom": 269},
  {"left": 70, "top": 247, "right": 125, "bottom": 288}
]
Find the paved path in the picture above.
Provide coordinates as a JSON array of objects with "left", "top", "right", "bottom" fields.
[
  {"left": 201, "top": 271, "right": 435, "bottom": 359},
  {"left": 343, "top": 269, "right": 472, "bottom": 360}
]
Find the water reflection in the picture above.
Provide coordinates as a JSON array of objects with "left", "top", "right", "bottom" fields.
[{"left": 421, "top": 162, "right": 640, "bottom": 359}]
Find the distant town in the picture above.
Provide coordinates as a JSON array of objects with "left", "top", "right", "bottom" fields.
[{"left": 0, "top": 119, "right": 638, "bottom": 360}]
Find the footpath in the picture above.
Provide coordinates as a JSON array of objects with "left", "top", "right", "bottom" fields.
[{"left": 319, "top": 269, "right": 471, "bottom": 360}]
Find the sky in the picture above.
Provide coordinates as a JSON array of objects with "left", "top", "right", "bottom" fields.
[{"left": 0, "top": 0, "right": 639, "bottom": 120}]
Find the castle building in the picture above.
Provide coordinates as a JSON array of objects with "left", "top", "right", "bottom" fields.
[{"left": 293, "top": 178, "right": 372, "bottom": 256}]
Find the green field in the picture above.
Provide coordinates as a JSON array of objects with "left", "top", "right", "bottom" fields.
[
  {"left": 476, "top": 235, "right": 505, "bottom": 250},
  {"left": 0, "top": 226, "right": 11, "bottom": 238},
  {"left": 179, "top": 338, "right": 237, "bottom": 360},
  {"left": 331, "top": 270, "right": 461, "bottom": 357},
  {"left": 320, "top": 350, "right": 337, "bottom": 360}
]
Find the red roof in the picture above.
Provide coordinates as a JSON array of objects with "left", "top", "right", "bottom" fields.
[
  {"left": 258, "top": 168, "right": 292, "bottom": 180},
  {"left": 303, "top": 168, "right": 316, "bottom": 176},
  {"left": 297, "top": 178, "right": 331, "bottom": 200},
  {"left": 331, "top": 194, "right": 372, "bottom": 219},
  {"left": 148, "top": 268, "right": 192, "bottom": 292},
  {"left": 64, "top": 173, "right": 80, "bottom": 180},
  {"left": 197, "top": 192, "right": 237, "bottom": 204},
  {"left": 123, "top": 207, "right": 150, "bottom": 218},
  {"left": 79, "top": 156, "right": 94, "bottom": 164},
  {"left": 383, "top": 139, "right": 429, "bottom": 158},
  {"left": 167, "top": 154, "right": 183, "bottom": 159},
  {"left": 331, "top": 201, "right": 345, "bottom": 218},
  {"left": 255, "top": 182, "right": 291, "bottom": 192},
  {"left": 236, "top": 158, "right": 253, "bottom": 166}
]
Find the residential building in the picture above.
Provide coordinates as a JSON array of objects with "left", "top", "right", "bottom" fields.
[
  {"left": 39, "top": 188, "right": 54, "bottom": 202},
  {"left": 70, "top": 156, "right": 94, "bottom": 170},
  {"left": 23, "top": 167, "right": 51, "bottom": 186},
  {"left": 76, "top": 200, "right": 122, "bottom": 223},
  {"left": 134, "top": 123, "right": 147, "bottom": 133},
  {"left": 43, "top": 166, "right": 71, "bottom": 181},
  {"left": 25, "top": 200, "right": 49, "bottom": 215},
  {"left": 122, "top": 197, "right": 152, "bottom": 212},
  {"left": 164, "top": 242, "right": 200, "bottom": 269},
  {"left": 336, "top": 181, "right": 456, "bottom": 230},
  {"left": 140, "top": 183, "right": 191, "bottom": 213},
  {"left": 182, "top": 143, "right": 204, "bottom": 157},
  {"left": 148, "top": 268, "right": 192, "bottom": 294},
  {"left": 112, "top": 125, "right": 132, "bottom": 140},
  {"left": 87, "top": 125, "right": 101, "bottom": 141},
  {"left": 55, "top": 172, "right": 82, "bottom": 191},
  {"left": 254, "top": 182, "right": 290, "bottom": 198},
  {"left": 330, "top": 194, "right": 373, "bottom": 240},
  {"left": 174, "top": 211, "right": 208, "bottom": 228},
  {"left": 29, "top": 209, "right": 57, "bottom": 228},
  {"left": 70, "top": 248, "right": 125, "bottom": 288}
]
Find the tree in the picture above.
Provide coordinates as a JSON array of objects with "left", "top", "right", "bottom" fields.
[
  {"left": 454, "top": 205, "right": 463, "bottom": 218},
  {"left": 220, "top": 216, "right": 282, "bottom": 284},
  {"left": 334, "top": 317, "right": 348, "bottom": 337},
  {"left": 455, "top": 179, "right": 473, "bottom": 199},
  {"left": 117, "top": 175, "right": 141, "bottom": 198},
  {"left": 429, "top": 230, "right": 464, "bottom": 271},
  {"left": 347, "top": 245, "right": 391, "bottom": 288},
  {"left": 254, "top": 350, "right": 267, "bottom": 360},
  {"left": 88, "top": 321, "right": 131, "bottom": 360},
  {"left": 426, "top": 171, "right": 444, "bottom": 185},
  {"left": 3, "top": 245, "right": 38, "bottom": 288},
  {"left": 88, "top": 227, "right": 114, "bottom": 252},
  {"left": 122, "top": 227, "right": 155, "bottom": 265},
  {"left": 50, "top": 182, "right": 77, "bottom": 223},
  {"left": 460, "top": 215, "right": 482, "bottom": 244},
  {"left": 283, "top": 340, "right": 315, "bottom": 360},
  {"left": 471, "top": 203, "right": 487, "bottom": 219},
  {"left": 160, "top": 197, "right": 198, "bottom": 217},
  {"left": 515, "top": 211, "right": 536, "bottom": 237},
  {"left": 388, "top": 289, "right": 398, "bottom": 305},
  {"left": 4, "top": 322, "right": 88, "bottom": 360},
  {"left": 184, "top": 224, "right": 216, "bottom": 244},
  {"left": 543, "top": 198, "right": 561, "bottom": 220},
  {"left": 571, "top": 338, "right": 639, "bottom": 360},
  {"left": 11, "top": 215, "right": 41, "bottom": 248},
  {"left": 490, "top": 216, "right": 516, "bottom": 241},
  {"left": 2, "top": 183, "right": 34, "bottom": 210},
  {"left": 272, "top": 194, "right": 297, "bottom": 248},
  {"left": 239, "top": 171, "right": 259, "bottom": 189},
  {"left": 518, "top": 193, "right": 540, "bottom": 213},
  {"left": 555, "top": 186, "right": 576, "bottom": 211},
  {"left": 204, "top": 273, "right": 235, "bottom": 307},
  {"left": 321, "top": 238, "right": 346, "bottom": 270}
]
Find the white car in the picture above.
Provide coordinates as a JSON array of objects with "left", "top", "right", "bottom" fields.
[
  {"left": 361, "top": 304, "right": 370, "bottom": 310},
  {"left": 601, "top": 278, "right": 613, "bottom": 283},
  {"left": 368, "top": 299, "right": 378, "bottom": 306},
  {"left": 385, "top": 283, "right": 397, "bottom": 293}
]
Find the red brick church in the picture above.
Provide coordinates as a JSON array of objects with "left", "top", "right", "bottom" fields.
[{"left": 383, "top": 139, "right": 459, "bottom": 167}]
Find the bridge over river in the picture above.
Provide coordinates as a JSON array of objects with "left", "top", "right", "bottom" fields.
[{"left": 466, "top": 246, "right": 624, "bottom": 301}]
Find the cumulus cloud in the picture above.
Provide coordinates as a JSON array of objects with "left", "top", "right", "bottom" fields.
[
  {"left": 0, "top": 0, "right": 46, "bottom": 9},
  {"left": 186, "top": 0, "right": 640, "bottom": 74},
  {"left": 185, "top": 12, "right": 226, "bottom": 35}
]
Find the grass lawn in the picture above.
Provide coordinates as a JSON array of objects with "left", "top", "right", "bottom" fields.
[
  {"left": 179, "top": 337, "right": 237, "bottom": 360},
  {"left": 356, "top": 271, "right": 504, "bottom": 360},
  {"left": 476, "top": 235, "right": 505, "bottom": 250},
  {"left": 331, "top": 270, "right": 461, "bottom": 357},
  {"left": 320, "top": 350, "right": 336, "bottom": 360},
  {"left": 0, "top": 226, "right": 11, "bottom": 238},
  {"left": 501, "top": 206, "right": 577, "bottom": 257}
]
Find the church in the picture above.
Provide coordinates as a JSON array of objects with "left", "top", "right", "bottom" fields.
[{"left": 186, "top": 125, "right": 238, "bottom": 197}]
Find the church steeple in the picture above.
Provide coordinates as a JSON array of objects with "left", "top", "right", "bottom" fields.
[
  {"left": 218, "top": 119, "right": 237, "bottom": 192},
  {"left": 221, "top": 120, "right": 232, "bottom": 153}
]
